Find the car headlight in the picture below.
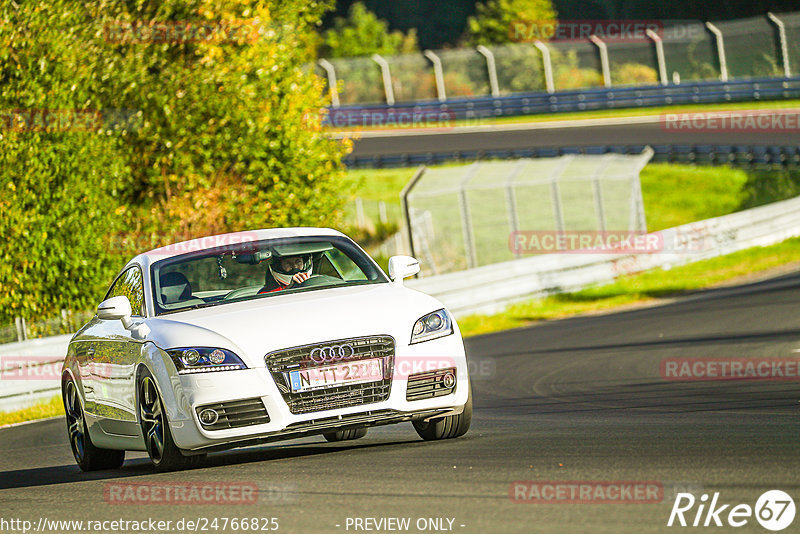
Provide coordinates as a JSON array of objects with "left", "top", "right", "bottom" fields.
[
  {"left": 410, "top": 309, "right": 453, "bottom": 344},
  {"left": 166, "top": 347, "right": 247, "bottom": 374}
]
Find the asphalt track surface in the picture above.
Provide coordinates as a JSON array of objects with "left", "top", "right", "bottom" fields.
[
  {"left": 349, "top": 113, "right": 800, "bottom": 157},
  {"left": 2, "top": 271, "right": 800, "bottom": 533}
]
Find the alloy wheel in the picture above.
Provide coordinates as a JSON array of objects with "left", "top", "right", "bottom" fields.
[
  {"left": 64, "top": 380, "right": 85, "bottom": 462},
  {"left": 139, "top": 376, "right": 165, "bottom": 463}
]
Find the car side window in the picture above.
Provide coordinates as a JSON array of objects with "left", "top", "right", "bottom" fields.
[{"left": 106, "top": 266, "right": 146, "bottom": 317}]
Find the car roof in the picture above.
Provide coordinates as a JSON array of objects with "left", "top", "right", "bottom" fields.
[{"left": 127, "top": 227, "right": 347, "bottom": 272}]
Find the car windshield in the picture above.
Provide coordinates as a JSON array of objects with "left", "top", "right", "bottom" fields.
[{"left": 150, "top": 236, "right": 387, "bottom": 315}]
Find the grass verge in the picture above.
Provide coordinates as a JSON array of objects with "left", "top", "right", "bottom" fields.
[
  {"left": 0, "top": 396, "right": 64, "bottom": 427},
  {"left": 457, "top": 237, "right": 800, "bottom": 338}
]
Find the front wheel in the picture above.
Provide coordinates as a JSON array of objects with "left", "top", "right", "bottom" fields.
[
  {"left": 412, "top": 385, "right": 472, "bottom": 441},
  {"left": 138, "top": 369, "right": 205, "bottom": 471},
  {"left": 62, "top": 377, "right": 125, "bottom": 471}
]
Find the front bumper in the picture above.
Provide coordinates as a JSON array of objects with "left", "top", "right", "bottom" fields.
[{"left": 167, "top": 334, "right": 470, "bottom": 452}]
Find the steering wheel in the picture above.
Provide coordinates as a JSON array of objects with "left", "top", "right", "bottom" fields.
[
  {"left": 222, "top": 286, "right": 261, "bottom": 300},
  {"left": 294, "top": 274, "right": 340, "bottom": 288}
]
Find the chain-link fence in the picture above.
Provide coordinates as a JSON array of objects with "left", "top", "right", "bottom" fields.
[
  {"left": 401, "top": 149, "right": 653, "bottom": 276},
  {"left": 1, "top": 310, "right": 94, "bottom": 344},
  {"left": 319, "top": 12, "right": 799, "bottom": 106}
]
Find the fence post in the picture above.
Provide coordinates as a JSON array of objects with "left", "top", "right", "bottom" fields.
[
  {"left": 476, "top": 45, "right": 501, "bottom": 97},
  {"left": 423, "top": 50, "right": 447, "bottom": 102},
  {"left": 459, "top": 163, "right": 482, "bottom": 269},
  {"left": 371, "top": 54, "right": 396, "bottom": 106},
  {"left": 15, "top": 317, "right": 28, "bottom": 342},
  {"left": 629, "top": 146, "right": 654, "bottom": 232},
  {"left": 355, "top": 197, "right": 367, "bottom": 229},
  {"left": 646, "top": 29, "right": 668, "bottom": 86},
  {"left": 505, "top": 160, "right": 527, "bottom": 258},
  {"left": 767, "top": 12, "right": 791, "bottom": 78},
  {"left": 591, "top": 155, "right": 613, "bottom": 233},
  {"left": 704, "top": 22, "right": 729, "bottom": 82},
  {"left": 589, "top": 35, "right": 612, "bottom": 88},
  {"left": 549, "top": 155, "right": 575, "bottom": 232},
  {"left": 317, "top": 58, "right": 340, "bottom": 108},
  {"left": 400, "top": 166, "right": 427, "bottom": 259},
  {"left": 533, "top": 41, "right": 555, "bottom": 93},
  {"left": 378, "top": 201, "right": 388, "bottom": 225}
]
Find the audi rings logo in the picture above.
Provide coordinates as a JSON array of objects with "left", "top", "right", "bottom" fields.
[{"left": 309, "top": 344, "right": 356, "bottom": 364}]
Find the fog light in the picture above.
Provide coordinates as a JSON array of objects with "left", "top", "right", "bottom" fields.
[
  {"left": 442, "top": 371, "right": 456, "bottom": 389},
  {"left": 199, "top": 409, "right": 219, "bottom": 426}
]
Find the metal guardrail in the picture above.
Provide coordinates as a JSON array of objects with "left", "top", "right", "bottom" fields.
[
  {"left": 329, "top": 77, "right": 800, "bottom": 128},
  {"left": 0, "top": 335, "right": 71, "bottom": 413},
  {"left": 345, "top": 144, "right": 800, "bottom": 169},
  {"left": 407, "top": 194, "right": 800, "bottom": 317}
]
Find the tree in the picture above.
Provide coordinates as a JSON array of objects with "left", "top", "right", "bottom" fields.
[
  {"left": 321, "top": 2, "right": 418, "bottom": 58},
  {"left": 465, "top": 0, "right": 557, "bottom": 46},
  {"left": 0, "top": 0, "right": 351, "bottom": 323}
]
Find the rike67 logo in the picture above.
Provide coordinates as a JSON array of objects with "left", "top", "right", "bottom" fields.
[{"left": 668, "top": 490, "right": 795, "bottom": 531}]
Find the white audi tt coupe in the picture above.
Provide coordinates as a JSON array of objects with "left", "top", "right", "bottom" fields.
[{"left": 61, "top": 228, "right": 471, "bottom": 471}]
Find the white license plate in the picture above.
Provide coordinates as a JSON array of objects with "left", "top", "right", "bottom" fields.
[{"left": 289, "top": 358, "right": 384, "bottom": 392}]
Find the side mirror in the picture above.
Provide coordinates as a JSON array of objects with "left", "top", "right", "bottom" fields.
[
  {"left": 97, "top": 295, "right": 132, "bottom": 321},
  {"left": 388, "top": 255, "right": 420, "bottom": 285},
  {"left": 97, "top": 295, "right": 150, "bottom": 338}
]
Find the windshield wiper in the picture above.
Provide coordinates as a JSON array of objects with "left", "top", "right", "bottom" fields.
[{"left": 159, "top": 302, "right": 220, "bottom": 315}]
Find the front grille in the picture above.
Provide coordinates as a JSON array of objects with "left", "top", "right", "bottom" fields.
[
  {"left": 406, "top": 367, "right": 457, "bottom": 401},
  {"left": 265, "top": 336, "right": 394, "bottom": 414},
  {"left": 196, "top": 398, "right": 270, "bottom": 431}
]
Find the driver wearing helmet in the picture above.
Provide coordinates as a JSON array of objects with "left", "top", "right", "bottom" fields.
[{"left": 259, "top": 253, "right": 313, "bottom": 293}]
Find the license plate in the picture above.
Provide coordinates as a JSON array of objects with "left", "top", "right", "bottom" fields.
[{"left": 289, "top": 358, "right": 384, "bottom": 392}]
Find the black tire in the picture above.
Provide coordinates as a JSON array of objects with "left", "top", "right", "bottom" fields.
[
  {"left": 62, "top": 376, "right": 125, "bottom": 471},
  {"left": 323, "top": 427, "right": 368, "bottom": 442},
  {"left": 412, "top": 384, "right": 472, "bottom": 441},
  {"left": 138, "top": 369, "right": 205, "bottom": 471}
]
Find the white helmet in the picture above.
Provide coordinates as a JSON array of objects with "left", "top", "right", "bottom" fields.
[{"left": 269, "top": 254, "right": 312, "bottom": 286}]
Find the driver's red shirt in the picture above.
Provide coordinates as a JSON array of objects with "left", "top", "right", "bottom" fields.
[{"left": 258, "top": 285, "right": 287, "bottom": 294}]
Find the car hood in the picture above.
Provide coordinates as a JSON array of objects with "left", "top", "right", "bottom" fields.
[{"left": 145, "top": 283, "right": 444, "bottom": 368}]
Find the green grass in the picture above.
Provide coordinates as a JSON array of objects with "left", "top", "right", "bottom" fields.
[
  {"left": 640, "top": 164, "right": 750, "bottom": 231},
  {"left": 457, "top": 237, "right": 800, "bottom": 337},
  {"left": 0, "top": 396, "right": 64, "bottom": 426},
  {"left": 331, "top": 99, "right": 800, "bottom": 131}
]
